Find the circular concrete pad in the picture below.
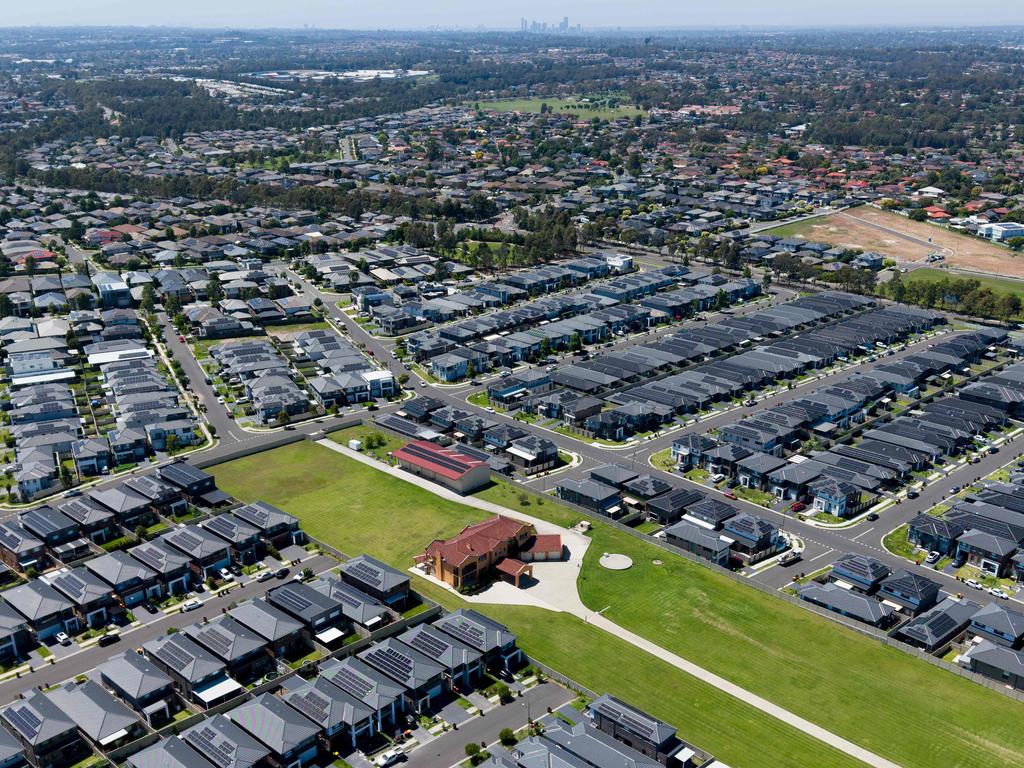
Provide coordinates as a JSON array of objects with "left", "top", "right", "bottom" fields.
[{"left": 600, "top": 553, "right": 633, "bottom": 571}]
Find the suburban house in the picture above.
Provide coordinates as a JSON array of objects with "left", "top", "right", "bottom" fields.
[{"left": 415, "top": 516, "right": 537, "bottom": 590}]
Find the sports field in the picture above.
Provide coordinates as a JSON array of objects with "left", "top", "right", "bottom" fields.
[
  {"left": 474, "top": 96, "right": 643, "bottom": 120},
  {"left": 211, "top": 441, "right": 1024, "bottom": 768},
  {"left": 765, "top": 207, "right": 1017, "bottom": 275}
]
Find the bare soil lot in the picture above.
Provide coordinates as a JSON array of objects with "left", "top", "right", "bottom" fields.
[{"left": 767, "top": 207, "right": 1022, "bottom": 276}]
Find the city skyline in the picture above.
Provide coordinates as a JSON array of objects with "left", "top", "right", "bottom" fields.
[{"left": 3, "top": 1, "right": 1024, "bottom": 29}]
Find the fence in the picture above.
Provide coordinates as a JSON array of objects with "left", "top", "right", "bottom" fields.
[{"left": 510, "top": 476, "right": 1024, "bottom": 704}]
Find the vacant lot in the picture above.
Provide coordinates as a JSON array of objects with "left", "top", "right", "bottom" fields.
[
  {"left": 902, "top": 266, "right": 1024, "bottom": 300},
  {"left": 210, "top": 443, "right": 1024, "bottom": 768},
  {"left": 475, "top": 96, "right": 643, "bottom": 120},
  {"left": 766, "top": 207, "right": 1019, "bottom": 275}
]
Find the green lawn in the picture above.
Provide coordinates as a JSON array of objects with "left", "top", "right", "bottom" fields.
[
  {"left": 209, "top": 442, "right": 1024, "bottom": 768},
  {"left": 475, "top": 96, "right": 643, "bottom": 120},
  {"left": 328, "top": 425, "right": 406, "bottom": 460},
  {"left": 649, "top": 448, "right": 677, "bottom": 471},
  {"left": 883, "top": 524, "right": 923, "bottom": 562},
  {"left": 211, "top": 440, "right": 485, "bottom": 565},
  {"left": 901, "top": 267, "right": 1024, "bottom": 303}
]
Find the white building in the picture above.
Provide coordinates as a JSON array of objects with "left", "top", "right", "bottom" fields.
[{"left": 978, "top": 222, "right": 1024, "bottom": 242}]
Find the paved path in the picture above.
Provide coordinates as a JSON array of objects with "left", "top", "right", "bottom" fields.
[{"left": 315, "top": 439, "right": 900, "bottom": 768}]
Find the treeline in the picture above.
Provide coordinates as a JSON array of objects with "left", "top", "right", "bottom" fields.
[{"left": 885, "top": 273, "right": 1022, "bottom": 322}]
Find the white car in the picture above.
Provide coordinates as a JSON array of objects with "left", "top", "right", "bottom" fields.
[
  {"left": 55, "top": 631, "right": 71, "bottom": 646},
  {"left": 375, "top": 750, "right": 402, "bottom": 767},
  {"left": 965, "top": 579, "right": 983, "bottom": 590},
  {"left": 710, "top": 473, "right": 725, "bottom": 483},
  {"left": 181, "top": 598, "right": 202, "bottom": 612},
  {"left": 988, "top": 588, "right": 1010, "bottom": 599},
  {"left": 219, "top": 567, "right": 235, "bottom": 582}
]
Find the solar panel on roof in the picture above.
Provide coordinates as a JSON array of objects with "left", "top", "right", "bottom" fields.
[
  {"left": 366, "top": 646, "right": 413, "bottom": 682},
  {"left": 288, "top": 690, "right": 330, "bottom": 724},
  {"left": 198, "top": 627, "right": 234, "bottom": 658},
  {"left": 205, "top": 516, "right": 237, "bottom": 537},
  {"left": 5, "top": 705, "right": 42, "bottom": 740},
  {"left": 53, "top": 573, "right": 85, "bottom": 599},
  {"left": 345, "top": 562, "right": 383, "bottom": 589},
  {"left": 0, "top": 527, "right": 23, "bottom": 550},
  {"left": 273, "top": 588, "right": 312, "bottom": 614},
  {"left": 187, "top": 726, "right": 236, "bottom": 765},
  {"left": 439, "top": 618, "right": 485, "bottom": 650},
  {"left": 400, "top": 442, "right": 474, "bottom": 474},
  {"left": 132, "top": 546, "right": 167, "bottom": 571},
  {"left": 329, "top": 666, "right": 374, "bottom": 700},
  {"left": 407, "top": 630, "right": 449, "bottom": 660},
  {"left": 171, "top": 530, "right": 203, "bottom": 551},
  {"left": 158, "top": 641, "right": 195, "bottom": 669}
]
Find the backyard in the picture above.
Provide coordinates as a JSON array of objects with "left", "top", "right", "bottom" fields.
[{"left": 210, "top": 440, "right": 1024, "bottom": 768}]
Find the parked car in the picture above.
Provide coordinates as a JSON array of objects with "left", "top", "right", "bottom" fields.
[
  {"left": 989, "top": 588, "right": 1010, "bottom": 600},
  {"left": 142, "top": 602, "right": 159, "bottom": 614},
  {"left": 723, "top": 491, "right": 738, "bottom": 500},
  {"left": 55, "top": 632, "right": 71, "bottom": 646},
  {"left": 229, "top": 564, "right": 242, "bottom": 576},
  {"left": 966, "top": 579, "right": 983, "bottom": 590},
  {"left": 951, "top": 485, "right": 961, "bottom": 494},
  {"left": 907, "top": 489, "right": 920, "bottom": 499},
  {"left": 925, "top": 551, "right": 941, "bottom": 564},
  {"left": 953, "top": 555, "right": 967, "bottom": 568},
  {"left": 98, "top": 632, "right": 120, "bottom": 647},
  {"left": 865, "top": 513, "right": 879, "bottom": 521},
  {"left": 219, "top": 568, "right": 234, "bottom": 582},
  {"left": 257, "top": 570, "right": 274, "bottom": 583},
  {"left": 710, "top": 473, "right": 726, "bottom": 483},
  {"left": 375, "top": 750, "right": 402, "bottom": 767},
  {"left": 275, "top": 567, "right": 290, "bottom": 579},
  {"left": 790, "top": 501, "right": 806, "bottom": 513},
  {"left": 779, "top": 551, "right": 802, "bottom": 567},
  {"left": 181, "top": 599, "right": 202, "bottom": 612}
]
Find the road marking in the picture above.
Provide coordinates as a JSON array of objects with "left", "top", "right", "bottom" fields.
[
  {"left": 806, "top": 548, "right": 834, "bottom": 564},
  {"left": 851, "top": 528, "right": 873, "bottom": 541}
]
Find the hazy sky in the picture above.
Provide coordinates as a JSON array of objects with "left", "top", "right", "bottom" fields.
[{"left": 5, "top": 0, "right": 1024, "bottom": 29}]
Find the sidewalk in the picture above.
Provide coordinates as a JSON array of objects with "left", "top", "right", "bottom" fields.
[{"left": 315, "top": 438, "right": 899, "bottom": 768}]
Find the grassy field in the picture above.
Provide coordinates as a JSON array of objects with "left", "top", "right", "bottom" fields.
[
  {"left": 210, "top": 442, "right": 1024, "bottom": 768},
  {"left": 475, "top": 96, "right": 643, "bottom": 120},
  {"left": 211, "top": 440, "right": 484, "bottom": 564},
  {"left": 901, "top": 266, "right": 1024, "bottom": 300}
]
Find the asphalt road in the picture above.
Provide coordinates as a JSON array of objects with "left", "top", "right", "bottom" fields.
[
  {"left": 403, "top": 682, "right": 574, "bottom": 768},
  {"left": 0, "top": 554, "right": 334, "bottom": 697}
]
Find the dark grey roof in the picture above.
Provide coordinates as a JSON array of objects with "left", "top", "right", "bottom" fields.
[
  {"left": 98, "top": 650, "right": 174, "bottom": 701},
  {"left": 832, "top": 552, "right": 891, "bottom": 584},
  {"left": 318, "top": 656, "right": 404, "bottom": 712},
  {"left": 47, "top": 568, "right": 113, "bottom": 606},
  {"left": 0, "top": 723, "right": 23, "bottom": 766},
  {"left": 231, "top": 500, "right": 297, "bottom": 531},
  {"left": 161, "top": 525, "right": 231, "bottom": 559},
  {"left": 432, "top": 608, "right": 516, "bottom": 655},
  {"left": 227, "top": 693, "right": 320, "bottom": 755},
  {"left": 2, "top": 579, "right": 73, "bottom": 621},
  {"left": 307, "top": 575, "right": 389, "bottom": 628},
  {"left": 282, "top": 676, "right": 372, "bottom": 731},
  {"left": 228, "top": 598, "right": 303, "bottom": 642},
  {"left": 970, "top": 603, "right": 1024, "bottom": 639},
  {"left": 86, "top": 550, "right": 156, "bottom": 588},
  {"left": 799, "top": 582, "right": 894, "bottom": 625},
  {"left": 339, "top": 554, "right": 409, "bottom": 594},
  {"left": 127, "top": 736, "right": 217, "bottom": 768},
  {"left": 1, "top": 690, "right": 76, "bottom": 746},
  {"left": 184, "top": 616, "right": 267, "bottom": 663},
  {"left": 182, "top": 715, "right": 270, "bottom": 768},
  {"left": 358, "top": 637, "right": 445, "bottom": 690},
  {"left": 897, "top": 598, "right": 981, "bottom": 648},
  {"left": 398, "top": 623, "right": 482, "bottom": 672},
  {"left": 143, "top": 633, "right": 225, "bottom": 684},
  {"left": 46, "top": 680, "right": 140, "bottom": 744},
  {"left": 587, "top": 694, "right": 676, "bottom": 746}
]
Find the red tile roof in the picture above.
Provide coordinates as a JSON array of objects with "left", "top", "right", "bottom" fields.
[
  {"left": 421, "top": 515, "right": 533, "bottom": 568},
  {"left": 393, "top": 440, "right": 486, "bottom": 481}
]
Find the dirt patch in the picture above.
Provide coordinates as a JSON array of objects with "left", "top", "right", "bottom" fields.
[
  {"left": 844, "top": 207, "right": 1022, "bottom": 276},
  {"left": 768, "top": 207, "right": 1023, "bottom": 277}
]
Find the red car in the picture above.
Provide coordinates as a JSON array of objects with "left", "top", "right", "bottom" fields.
[
  {"left": 724, "top": 491, "right": 738, "bottom": 500},
  {"left": 790, "top": 501, "right": 806, "bottom": 512}
]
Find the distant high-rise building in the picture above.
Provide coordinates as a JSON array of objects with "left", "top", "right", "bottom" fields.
[
  {"left": 560, "top": 16, "right": 569, "bottom": 32},
  {"left": 521, "top": 17, "right": 527, "bottom": 32}
]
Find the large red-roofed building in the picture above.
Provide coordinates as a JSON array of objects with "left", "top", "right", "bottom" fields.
[
  {"left": 393, "top": 440, "right": 491, "bottom": 494},
  {"left": 416, "top": 515, "right": 542, "bottom": 590}
]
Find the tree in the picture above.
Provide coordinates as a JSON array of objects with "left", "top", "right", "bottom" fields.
[
  {"left": 206, "top": 278, "right": 224, "bottom": 304},
  {"left": 140, "top": 284, "right": 157, "bottom": 313},
  {"left": 568, "top": 332, "right": 582, "bottom": 352},
  {"left": 59, "top": 463, "right": 73, "bottom": 489},
  {"left": 0, "top": 293, "right": 11, "bottom": 319},
  {"left": 466, "top": 361, "right": 477, "bottom": 380},
  {"left": 499, "top": 728, "right": 517, "bottom": 747},
  {"left": 888, "top": 271, "right": 906, "bottom": 304},
  {"left": 464, "top": 744, "right": 481, "bottom": 764},
  {"left": 165, "top": 433, "right": 179, "bottom": 455},
  {"left": 275, "top": 410, "right": 291, "bottom": 427}
]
